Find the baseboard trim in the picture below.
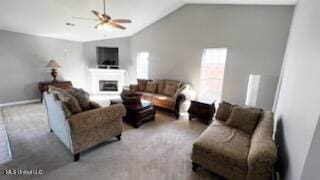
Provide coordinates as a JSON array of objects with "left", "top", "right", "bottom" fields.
[{"left": 0, "top": 99, "right": 40, "bottom": 107}]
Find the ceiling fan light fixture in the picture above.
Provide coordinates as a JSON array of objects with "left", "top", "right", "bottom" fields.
[
  {"left": 72, "top": 0, "right": 131, "bottom": 31},
  {"left": 97, "top": 22, "right": 113, "bottom": 31}
]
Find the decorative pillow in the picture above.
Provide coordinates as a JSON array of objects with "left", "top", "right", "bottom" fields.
[
  {"left": 61, "top": 103, "right": 72, "bottom": 118},
  {"left": 138, "top": 79, "right": 149, "bottom": 91},
  {"left": 226, "top": 106, "right": 261, "bottom": 135},
  {"left": 155, "top": 80, "right": 165, "bottom": 94},
  {"left": 215, "top": 101, "right": 234, "bottom": 121},
  {"left": 67, "top": 88, "right": 90, "bottom": 111},
  {"left": 88, "top": 101, "right": 102, "bottom": 110},
  {"left": 165, "top": 80, "right": 181, "bottom": 90},
  {"left": 164, "top": 84, "right": 178, "bottom": 97},
  {"left": 48, "top": 86, "right": 82, "bottom": 114},
  {"left": 145, "top": 81, "right": 157, "bottom": 93}
]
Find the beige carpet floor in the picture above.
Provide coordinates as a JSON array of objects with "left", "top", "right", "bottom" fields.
[{"left": 0, "top": 103, "right": 222, "bottom": 180}]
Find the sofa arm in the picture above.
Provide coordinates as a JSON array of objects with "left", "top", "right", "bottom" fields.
[
  {"left": 174, "top": 84, "right": 195, "bottom": 100},
  {"left": 247, "top": 139, "right": 277, "bottom": 180},
  {"left": 68, "top": 104, "right": 126, "bottom": 134},
  {"left": 129, "top": 84, "right": 139, "bottom": 91},
  {"left": 174, "top": 85, "right": 196, "bottom": 115}
]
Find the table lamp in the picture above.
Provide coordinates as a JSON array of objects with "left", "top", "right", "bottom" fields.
[{"left": 46, "top": 59, "right": 61, "bottom": 82}]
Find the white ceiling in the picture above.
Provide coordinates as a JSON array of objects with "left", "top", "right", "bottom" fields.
[{"left": 0, "top": 0, "right": 297, "bottom": 42}]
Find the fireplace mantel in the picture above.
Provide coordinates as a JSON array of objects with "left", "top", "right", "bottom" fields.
[{"left": 89, "top": 68, "right": 126, "bottom": 95}]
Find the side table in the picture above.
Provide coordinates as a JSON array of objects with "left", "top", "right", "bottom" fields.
[
  {"left": 39, "top": 81, "right": 73, "bottom": 100},
  {"left": 188, "top": 100, "right": 216, "bottom": 125}
]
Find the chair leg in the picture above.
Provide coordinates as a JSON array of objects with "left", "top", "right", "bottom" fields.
[
  {"left": 116, "top": 134, "right": 121, "bottom": 141},
  {"left": 74, "top": 153, "right": 80, "bottom": 162},
  {"left": 192, "top": 162, "right": 200, "bottom": 171}
]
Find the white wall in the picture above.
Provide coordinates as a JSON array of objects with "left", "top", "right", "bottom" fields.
[
  {"left": 0, "top": 30, "right": 88, "bottom": 104},
  {"left": 131, "top": 4, "right": 293, "bottom": 110},
  {"left": 274, "top": 0, "right": 320, "bottom": 179}
]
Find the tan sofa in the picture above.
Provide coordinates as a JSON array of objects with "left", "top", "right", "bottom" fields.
[
  {"left": 43, "top": 90, "right": 126, "bottom": 161},
  {"left": 191, "top": 110, "right": 277, "bottom": 180},
  {"left": 129, "top": 79, "right": 195, "bottom": 119}
]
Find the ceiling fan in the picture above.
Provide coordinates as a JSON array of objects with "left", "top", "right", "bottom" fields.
[{"left": 72, "top": 0, "right": 132, "bottom": 31}]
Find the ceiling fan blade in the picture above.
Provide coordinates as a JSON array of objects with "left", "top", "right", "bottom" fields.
[
  {"left": 91, "top": 10, "right": 104, "bottom": 20},
  {"left": 72, "top": 16, "right": 97, "bottom": 22},
  {"left": 109, "top": 22, "right": 126, "bottom": 30},
  {"left": 103, "top": 14, "right": 111, "bottom": 20},
  {"left": 111, "top": 19, "right": 132, "bottom": 23}
]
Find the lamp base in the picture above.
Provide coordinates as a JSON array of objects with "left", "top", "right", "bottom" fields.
[{"left": 50, "top": 68, "right": 58, "bottom": 82}]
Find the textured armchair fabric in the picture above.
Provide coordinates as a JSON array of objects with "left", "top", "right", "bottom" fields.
[
  {"left": 43, "top": 92, "right": 126, "bottom": 156},
  {"left": 192, "top": 111, "right": 277, "bottom": 180},
  {"left": 247, "top": 111, "right": 277, "bottom": 180}
]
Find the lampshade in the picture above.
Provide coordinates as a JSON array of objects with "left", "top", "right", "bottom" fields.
[
  {"left": 245, "top": 74, "right": 261, "bottom": 106},
  {"left": 46, "top": 59, "right": 61, "bottom": 68}
]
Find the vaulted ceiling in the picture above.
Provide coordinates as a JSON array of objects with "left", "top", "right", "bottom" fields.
[{"left": 0, "top": 0, "right": 296, "bottom": 42}]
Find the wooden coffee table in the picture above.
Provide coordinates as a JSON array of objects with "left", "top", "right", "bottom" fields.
[{"left": 123, "top": 100, "right": 156, "bottom": 128}]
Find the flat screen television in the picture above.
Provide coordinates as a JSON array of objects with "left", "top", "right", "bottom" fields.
[{"left": 97, "top": 47, "right": 119, "bottom": 69}]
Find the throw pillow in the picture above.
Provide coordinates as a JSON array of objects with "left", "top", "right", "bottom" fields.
[
  {"left": 226, "top": 106, "right": 261, "bottom": 135},
  {"left": 164, "top": 84, "right": 178, "bottom": 97},
  {"left": 67, "top": 88, "right": 90, "bottom": 111},
  {"left": 145, "top": 81, "right": 157, "bottom": 93},
  {"left": 215, "top": 101, "right": 234, "bottom": 121},
  {"left": 138, "top": 79, "right": 149, "bottom": 91},
  {"left": 61, "top": 103, "right": 72, "bottom": 118},
  {"left": 88, "top": 101, "right": 102, "bottom": 110},
  {"left": 165, "top": 80, "right": 181, "bottom": 90},
  {"left": 155, "top": 80, "right": 165, "bottom": 94},
  {"left": 48, "top": 86, "right": 82, "bottom": 114}
]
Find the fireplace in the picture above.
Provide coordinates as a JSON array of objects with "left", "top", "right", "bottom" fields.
[
  {"left": 89, "top": 69, "right": 126, "bottom": 95},
  {"left": 99, "top": 80, "right": 118, "bottom": 92}
]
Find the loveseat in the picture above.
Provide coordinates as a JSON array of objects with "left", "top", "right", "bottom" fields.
[
  {"left": 191, "top": 102, "right": 277, "bottom": 180},
  {"left": 129, "top": 79, "right": 195, "bottom": 119},
  {"left": 43, "top": 86, "right": 126, "bottom": 161}
]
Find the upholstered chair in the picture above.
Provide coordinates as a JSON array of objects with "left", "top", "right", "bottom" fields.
[{"left": 43, "top": 92, "right": 126, "bottom": 161}]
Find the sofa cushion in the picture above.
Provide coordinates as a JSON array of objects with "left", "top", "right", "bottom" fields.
[
  {"left": 165, "top": 80, "right": 181, "bottom": 89},
  {"left": 155, "top": 80, "right": 165, "bottom": 94},
  {"left": 226, "top": 106, "right": 260, "bottom": 135},
  {"left": 193, "top": 122, "right": 251, "bottom": 171},
  {"left": 67, "top": 88, "right": 90, "bottom": 111},
  {"left": 145, "top": 81, "right": 157, "bottom": 93},
  {"left": 48, "top": 86, "right": 82, "bottom": 114},
  {"left": 163, "top": 84, "right": 178, "bottom": 97},
  {"left": 215, "top": 101, "right": 234, "bottom": 121},
  {"left": 152, "top": 94, "right": 175, "bottom": 110},
  {"left": 137, "top": 79, "right": 149, "bottom": 91}
]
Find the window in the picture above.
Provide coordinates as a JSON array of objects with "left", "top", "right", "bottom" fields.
[
  {"left": 137, "top": 52, "right": 149, "bottom": 79},
  {"left": 198, "top": 48, "right": 227, "bottom": 104}
]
